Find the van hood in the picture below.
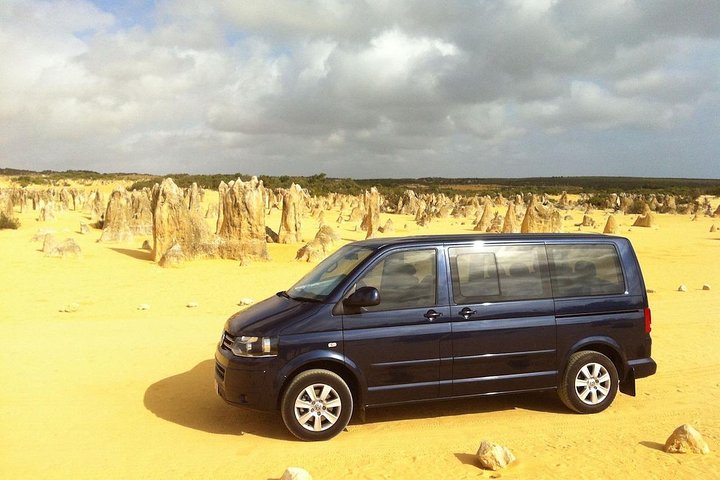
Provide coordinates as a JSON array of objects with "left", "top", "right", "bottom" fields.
[{"left": 224, "top": 292, "right": 319, "bottom": 336}]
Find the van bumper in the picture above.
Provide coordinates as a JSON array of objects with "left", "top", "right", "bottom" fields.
[
  {"left": 620, "top": 357, "right": 657, "bottom": 396},
  {"left": 628, "top": 357, "right": 657, "bottom": 379},
  {"left": 214, "top": 347, "right": 279, "bottom": 411}
]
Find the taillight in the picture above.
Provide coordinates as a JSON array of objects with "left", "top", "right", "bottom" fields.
[{"left": 644, "top": 307, "right": 652, "bottom": 333}]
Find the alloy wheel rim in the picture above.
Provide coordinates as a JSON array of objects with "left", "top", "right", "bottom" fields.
[
  {"left": 574, "top": 362, "right": 611, "bottom": 405},
  {"left": 293, "top": 383, "right": 343, "bottom": 432}
]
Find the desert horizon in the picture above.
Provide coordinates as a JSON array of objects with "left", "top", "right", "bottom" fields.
[{"left": 1, "top": 174, "right": 718, "bottom": 479}]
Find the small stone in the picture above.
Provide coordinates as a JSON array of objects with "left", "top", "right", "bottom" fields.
[
  {"left": 280, "top": 467, "right": 312, "bottom": 480},
  {"left": 476, "top": 440, "right": 516, "bottom": 471},
  {"left": 45, "top": 237, "right": 82, "bottom": 257},
  {"left": 32, "top": 228, "right": 56, "bottom": 242},
  {"left": 295, "top": 240, "right": 325, "bottom": 262},
  {"left": 238, "top": 298, "right": 254, "bottom": 306},
  {"left": 137, "top": 304, "right": 151, "bottom": 310},
  {"left": 186, "top": 302, "right": 199, "bottom": 308},
  {"left": 141, "top": 240, "right": 152, "bottom": 251},
  {"left": 702, "top": 284, "right": 711, "bottom": 291},
  {"left": 60, "top": 303, "right": 80, "bottom": 313},
  {"left": 159, "top": 243, "right": 185, "bottom": 268},
  {"left": 42, "top": 234, "right": 58, "bottom": 253},
  {"left": 664, "top": 424, "right": 711, "bottom": 454},
  {"left": 58, "top": 238, "right": 82, "bottom": 257},
  {"left": 79, "top": 223, "right": 89, "bottom": 234},
  {"left": 677, "top": 284, "right": 688, "bottom": 292}
]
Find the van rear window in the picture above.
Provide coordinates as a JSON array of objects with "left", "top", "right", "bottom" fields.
[{"left": 547, "top": 244, "right": 625, "bottom": 297}]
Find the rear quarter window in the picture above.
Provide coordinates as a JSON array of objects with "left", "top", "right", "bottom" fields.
[
  {"left": 449, "top": 244, "right": 551, "bottom": 303},
  {"left": 547, "top": 244, "right": 625, "bottom": 297}
]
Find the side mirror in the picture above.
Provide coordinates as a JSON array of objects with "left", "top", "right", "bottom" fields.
[{"left": 344, "top": 286, "right": 381, "bottom": 308}]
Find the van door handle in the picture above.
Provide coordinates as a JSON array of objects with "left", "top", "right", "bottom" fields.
[
  {"left": 459, "top": 307, "right": 477, "bottom": 320},
  {"left": 424, "top": 309, "right": 442, "bottom": 321}
]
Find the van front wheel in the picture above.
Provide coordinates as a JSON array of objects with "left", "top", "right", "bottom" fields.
[
  {"left": 559, "top": 351, "right": 618, "bottom": 414},
  {"left": 281, "top": 369, "right": 353, "bottom": 441}
]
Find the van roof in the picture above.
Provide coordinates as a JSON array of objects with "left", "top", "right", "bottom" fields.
[{"left": 354, "top": 233, "right": 626, "bottom": 249}]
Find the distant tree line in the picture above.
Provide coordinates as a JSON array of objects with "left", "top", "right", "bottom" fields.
[
  {"left": 3, "top": 169, "right": 719, "bottom": 201},
  {"left": 127, "top": 173, "right": 365, "bottom": 197},
  {"left": 1, "top": 169, "right": 147, "bottom": 187}
]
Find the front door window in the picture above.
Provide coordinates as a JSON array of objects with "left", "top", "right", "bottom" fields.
[{"left": 356, "top": 249, "right": 437, "bottom": 311}]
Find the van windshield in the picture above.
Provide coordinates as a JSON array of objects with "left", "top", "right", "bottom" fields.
[{"left": 287, "top": 245, "right": 375, "bottom": 302}]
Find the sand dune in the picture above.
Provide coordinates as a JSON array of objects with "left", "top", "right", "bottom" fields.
[{"left": 1, "top": 182, "right": 718, "bottom": 479}]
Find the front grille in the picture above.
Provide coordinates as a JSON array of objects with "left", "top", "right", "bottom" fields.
[
  {"left": 221, "top": 331, "right": 235, "bottom": 351},
  {"left": 215, "top": 361, "right": 226, "bottom": 381}
]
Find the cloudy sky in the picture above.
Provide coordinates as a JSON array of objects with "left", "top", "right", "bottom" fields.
[{"left": 1, "top": 0, "right": 718, "bottom": 178}]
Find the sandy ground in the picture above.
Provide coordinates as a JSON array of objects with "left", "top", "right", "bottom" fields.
[{"left": 1, "top": 183, "right": 719, "bottom": 479}]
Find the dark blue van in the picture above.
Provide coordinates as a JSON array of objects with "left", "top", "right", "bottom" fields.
[{"left": 215, "top": 234, "right": 656, "bottom": 440}]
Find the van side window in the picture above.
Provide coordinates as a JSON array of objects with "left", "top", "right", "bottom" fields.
[
  {"left": 547, "top": 244, "right": 625, "bottom": 297},
  {"left": 356, "top": 249, "right": 437, "bottom": 311},
  {"left": 449, "top": 245, "right": 551, "bottom": 303}
]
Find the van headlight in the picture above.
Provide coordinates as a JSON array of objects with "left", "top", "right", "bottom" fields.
[{"left": 230, "top": 335, "right": 278, "bottom": 357}]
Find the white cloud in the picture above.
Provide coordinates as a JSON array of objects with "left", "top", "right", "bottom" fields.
[
  {"left": 614, "top": 70, "right": 703, "bottom": 102},
  {"left": 522, "top": 81, "right": 691, "bottom": 131},
  {"left": 354, "top": 29, "right": 457, "bottom": 85},
  {"left": 0, "top": 0, "right": 718, "bottom": 177},
  {"left": 1, "top": 0, "right": 114, "bottom": 33}
]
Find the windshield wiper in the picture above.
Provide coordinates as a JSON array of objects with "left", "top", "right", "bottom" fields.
[
  {"left": 278, "top": 291, "right": 322, "bottom": 303},
  {"left": 290, "top": 295, "right": 323, "bottom": 303}
]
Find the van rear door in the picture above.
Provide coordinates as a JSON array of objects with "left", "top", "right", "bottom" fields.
[
  {"left": 547, "top": 241, "right": 649, "bottom": 376},
  {"left": 447, "top": 243, "right": 558, "bottom": 396}
]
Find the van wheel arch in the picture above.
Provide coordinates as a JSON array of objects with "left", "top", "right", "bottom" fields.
[
  {"left": 279, "top": 361, "right": 363, "bottom": 414},
  {"left": 565, "top": 342, "right": 625, "bottom": 381}
]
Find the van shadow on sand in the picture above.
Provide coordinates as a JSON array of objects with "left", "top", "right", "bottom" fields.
[
  {"left": 360, "top": 390, "right": 567, "bottom": 425},
  {"left": 145, "top": 360, "right": 567, "bottom": 440},
  {"left": 143, "top": 360, "right": 290, "bottom": 440}
]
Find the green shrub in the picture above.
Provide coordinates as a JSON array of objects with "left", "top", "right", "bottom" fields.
[
  {"left": 0, "top": 212, "right": 20, "bottom": 229},
  {"left": 585, "top": 194, "right": 610, "bottom": 208},
  {"left": 627, "top": 199, "right": 649, "bottom": 214}
]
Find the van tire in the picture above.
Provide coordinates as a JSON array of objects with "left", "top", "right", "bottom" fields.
[
  {"left": 281, "top": 369, "right": 353, "bottom": 441},
  {"left": 559, "top": 351, "right": 618, "bottom": 414}
]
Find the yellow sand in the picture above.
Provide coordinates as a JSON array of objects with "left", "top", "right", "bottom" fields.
[{"left": 1, "top": 184, "right": 719, "bottom": 479}]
